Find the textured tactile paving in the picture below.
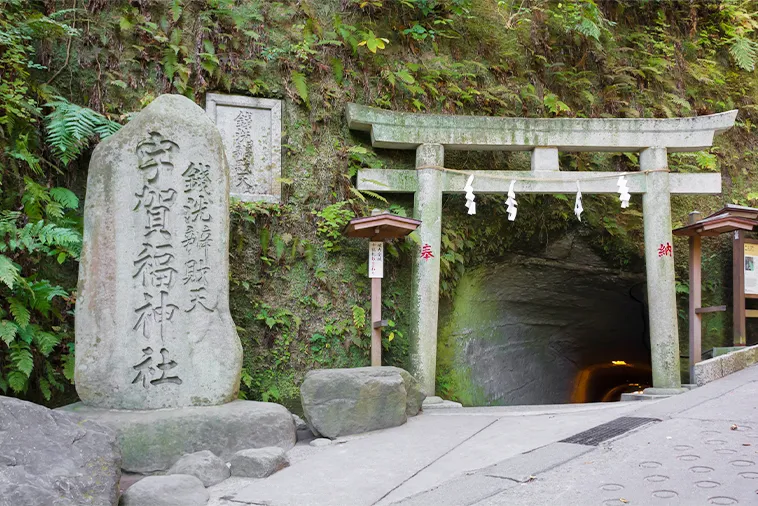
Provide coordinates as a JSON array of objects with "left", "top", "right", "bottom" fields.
[
  {"left": 560, "top": 417, "right": 660, "bottom": 446},
  {"left": 473, "top": 417, "right": 758, "bottom": 505}
]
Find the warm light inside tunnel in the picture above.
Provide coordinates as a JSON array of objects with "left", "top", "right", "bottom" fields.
[{"left": 571, "top": 362, "right": 652, "bottom": 403}]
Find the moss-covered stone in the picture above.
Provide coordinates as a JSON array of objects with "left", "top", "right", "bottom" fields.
[{"left": 58, "top": 400, "right": 295, "bottom": 473}]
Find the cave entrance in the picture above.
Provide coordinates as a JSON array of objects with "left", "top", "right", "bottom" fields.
[
  {"left": 572, "top": 362, "right": 652, "bottom": 403},
  {"left": 347, "top": 102, "right": 737, "bottom": 396},
  {"left": 437, "top": 237, "right": 653, "bottom": 406}
]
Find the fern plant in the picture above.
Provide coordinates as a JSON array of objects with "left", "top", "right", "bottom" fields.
[
  {"left": 0, "top": 187, "right": 81, "bottom": 399},
  {"left": 313, "top": 202, "right": 356, "bottom": 252},
  {"left": 730, "top": 36, "right": 758, "bottom": 71},
  {"left": 45, "top": 97, "right": 121, "bottom": 165},
  {"left": 0, "top": 3, "right": 114, "bottom": 403}
]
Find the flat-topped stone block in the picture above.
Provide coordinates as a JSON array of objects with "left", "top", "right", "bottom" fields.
[
  {"left": 119, "top": 475, "right": 208, "bottom": 506},
  {"left": 694, "top": 345, "right": 758, "bottom": 386},
  {"left": 59, "top": 400, "right": 295, "bottom": 474},
  {"left": 421, "top": 397, "right": 463, "bottom": 409},
  {"left": 300, "top": 367, "right": 425, "bottom": 438}
]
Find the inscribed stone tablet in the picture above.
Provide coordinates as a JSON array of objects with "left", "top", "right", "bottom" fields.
[
  {"left": 205, "top": 94, "right": 282, "bottom": 202},
  {"left": 75, "top": 94, "right": 242, "bottom": 410}
]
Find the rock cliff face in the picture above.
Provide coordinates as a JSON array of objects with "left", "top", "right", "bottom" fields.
[{"left": 438, "top": 235, "right": 651, "bottom": 406}]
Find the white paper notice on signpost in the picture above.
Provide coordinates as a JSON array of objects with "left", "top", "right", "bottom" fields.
[
  {"left": 746, "top": 243, "right": 758, "bottom": 295},
  {"left": 369, "top": 241, "right": 384, "bottom": 279}
]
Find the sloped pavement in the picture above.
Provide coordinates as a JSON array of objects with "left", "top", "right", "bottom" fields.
[
  {"left": 394, "top": 364, "right": 758, "bottom": 506},
  {"left": 213, "top": 401, "right": 641, "bottom": 505},
  {"left": 213, "top": 364, "right": 758, "bottom": 506}
]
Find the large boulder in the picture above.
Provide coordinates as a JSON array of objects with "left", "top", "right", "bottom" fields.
[
  {"left": 166, "top": 450, "right": 229, "bottom": 487},
  {"left": 119, "top": 475, "right": 208, "bottom": 506},
  {"left": 59, "top": 400, "right": 295, "bottom": 473},
  {"left": 229, "top": 447, "right": 289, "bottom": 478},
  {"left": 0, "top": 396, "right": 121, "bottom": 506},
  {"left": 300, "top": 367, "right": 425, "bottom": 438}
]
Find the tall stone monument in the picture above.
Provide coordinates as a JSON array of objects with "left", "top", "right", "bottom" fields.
[
  {"left": 76, "top": 94, "right": 242, "bottom": 409},
  {"left": 68, "top": 95, "right": 295, "bottom": 473}
]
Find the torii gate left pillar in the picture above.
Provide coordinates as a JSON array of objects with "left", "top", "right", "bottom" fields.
[
  {"left": 412, "top": 144, "right": 444, "bottom": 393},
  {"left": 347, "top": 103, "right": 737, "bottom": 396}
]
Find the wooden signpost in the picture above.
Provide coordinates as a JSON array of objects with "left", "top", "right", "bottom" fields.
[
  {"left": 673, "top": 204, "right": 758, "bottom": 379},
  {"left": 344, "top": 211, "right": 421, "bottom": 366}
]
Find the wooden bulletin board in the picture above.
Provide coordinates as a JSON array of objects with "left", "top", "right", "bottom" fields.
[{"left": 746, "top": 239, "right": 758, "bottom": 299}]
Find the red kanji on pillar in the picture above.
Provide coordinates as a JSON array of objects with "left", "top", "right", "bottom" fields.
[
  {"left": 421, "top": 243, "right": 434, "bottom": 260},
  {"left": 658, "top": 242, "right": 673, "bottom": 258}
]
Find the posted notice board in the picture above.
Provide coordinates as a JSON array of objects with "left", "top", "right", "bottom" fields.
[{"left": 746, "top": 243, "right": 758, "bottom": 295}]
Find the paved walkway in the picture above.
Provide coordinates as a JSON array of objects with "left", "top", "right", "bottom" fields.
[{"left": 212, "top": 364, "right": 758, "bottom": 506}]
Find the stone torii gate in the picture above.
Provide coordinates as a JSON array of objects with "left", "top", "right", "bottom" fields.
[{"left": 347, "top": 103, "right": 737, "bottom": 396}]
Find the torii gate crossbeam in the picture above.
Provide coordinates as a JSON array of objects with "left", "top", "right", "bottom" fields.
[{"left": 347, "top": 103, "right": 738, "bottom": 397}]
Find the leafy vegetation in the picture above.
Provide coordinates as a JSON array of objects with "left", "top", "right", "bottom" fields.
[
  {"left": 0, "top": 1, "right": 122, "bottom": 402},
  {"left": 3, "top": 0, "right": 758, "bottom": 405}
]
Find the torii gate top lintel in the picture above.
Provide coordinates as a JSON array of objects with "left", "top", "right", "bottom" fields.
[
  {"left": 345, "top": 102, "right": 738, "bottom": 397},
  {"left": 346, "top": 103, "right": 738, "bottom": 152}
]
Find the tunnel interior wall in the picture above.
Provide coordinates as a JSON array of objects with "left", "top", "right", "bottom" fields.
[{"left": 437, "top": 235, "right": 650, "bottom": 406}]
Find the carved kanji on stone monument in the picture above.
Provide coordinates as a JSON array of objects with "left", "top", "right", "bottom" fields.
[{"left": 76, "top": 94, "right": 242, "bottom": 410}]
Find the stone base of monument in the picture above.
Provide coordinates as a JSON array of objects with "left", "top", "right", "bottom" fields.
[{"left": 58, "top": 400, "right": 295, "bottom": 474}]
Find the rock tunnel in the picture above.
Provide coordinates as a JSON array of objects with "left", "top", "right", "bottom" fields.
[{"left": 437, "top": 235, "right": 652, "bottom": 405}]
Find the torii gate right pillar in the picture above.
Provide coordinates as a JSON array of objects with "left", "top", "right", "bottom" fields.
[{"left": 641, "top": 148, "right": 684, "bottom": 392}]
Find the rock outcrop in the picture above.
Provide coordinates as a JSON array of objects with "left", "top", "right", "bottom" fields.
[
  {"left": 0, "top": 396, "right": 121, "bottom": 506},
  {"left": 438, "top": 235, "right": 649, "bottom": 405}
]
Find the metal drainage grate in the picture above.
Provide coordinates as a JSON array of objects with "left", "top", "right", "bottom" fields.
[{"left": 560, "top": 416, "right": 659, "bottom": 446}]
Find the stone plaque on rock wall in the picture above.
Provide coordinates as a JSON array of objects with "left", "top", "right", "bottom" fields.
[
  {"left": 76, "top": 94, "right": 242, "bottom": 410},
  {"left": 205, "top": 94, "right": 282, "bottom": 202}
]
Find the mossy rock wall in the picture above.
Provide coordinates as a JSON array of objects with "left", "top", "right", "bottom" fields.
[{"left": 10, "top": 0, "right": 758, "bottom": 406}]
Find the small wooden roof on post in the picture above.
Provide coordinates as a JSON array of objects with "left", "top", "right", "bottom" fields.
[
  {"left": 673, "top": 204, "right": 758, "bottom": 237},
  {"left": 673, "top": 204, "right": 758, "bottom": 383},
  {"left": 344, "top": 211, "right": 421, "bottom": 368},
  {"left": 344, "top": 212, "right": 422, "bottom": 240}
]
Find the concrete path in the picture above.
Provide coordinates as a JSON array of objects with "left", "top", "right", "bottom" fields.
[
  {"left": 212, "top": 402, "right": 641, "bottom": 505},
  {"left": 212, "top": 364, "right": 758, "bottom": 506}
]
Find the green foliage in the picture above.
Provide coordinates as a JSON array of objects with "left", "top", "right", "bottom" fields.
[
  {"left": 0, "top": 197, "right": 80, "bottom": 399},
  {"left": 313, "top": 202, "right": 356, "bottom": 252},
  {"left": 45, "top": 97, "right": 121, "bottom": 165},
  {"left": 351, "top": 305, "right": 366, "bottom": 331},
  {"left": 6, "top": 0, "right": 758, "bottom": 405},
  {"left": 0, "top": 1, "right": 104, "bottom": 404},
  {"left": 550, "top": 0, "right": 613, "bottom": 42},
  {"left": 290, "top": 71, "right": 310, "bottom": 108},
  {"left": 358, "top": 30, "right": 389, "bottom": 53}
]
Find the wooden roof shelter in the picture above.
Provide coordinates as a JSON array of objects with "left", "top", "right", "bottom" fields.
[
  {"left": 344, "top": 213, "right": 421, "bottom": 240},
  {"left": 673, "top": 205, "right": 758, "bottom": 379}
]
